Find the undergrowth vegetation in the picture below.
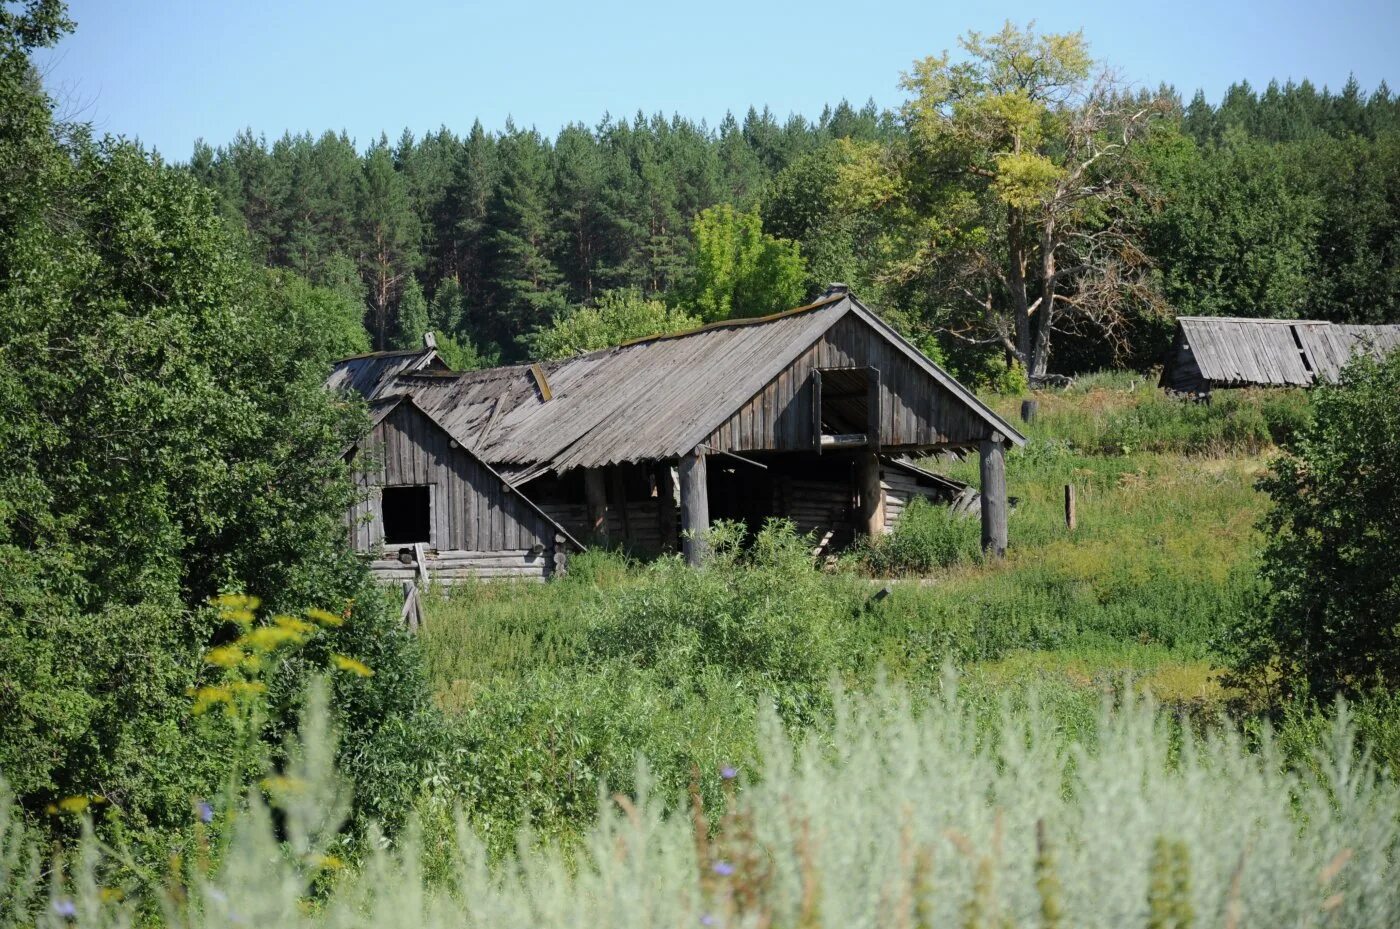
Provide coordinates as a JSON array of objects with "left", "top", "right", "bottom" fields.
[
  {"left": 406, "top": 379, "right": 1318, "bottom": 851},
  {"left": 8, "top": 679, "right": 1398, "bottom": 929}
]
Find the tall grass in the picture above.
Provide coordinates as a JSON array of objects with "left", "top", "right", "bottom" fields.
[{"left": 12, "top": 681, "right": 1398, "bottom": 929}]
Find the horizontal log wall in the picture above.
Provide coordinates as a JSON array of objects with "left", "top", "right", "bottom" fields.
[
  {"left": 704, "top": 313, "right": 993, "bottom": 455},
  {"left": 541, "top": 498, "right": 672, "bottom": 555},
  {"left": 368, "top": 549, "right": 550, "bottom": 583}
]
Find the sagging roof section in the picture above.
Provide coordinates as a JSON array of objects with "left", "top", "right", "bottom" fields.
[
  {"left": 1164, "top": 317, "right": 1400, "bottom": 390},
  {"left": 325, "top": 347, "right": 445, "bottom": 397},
  {"left": 328, "top": 293, "right": 1026, "bottom": 477}
]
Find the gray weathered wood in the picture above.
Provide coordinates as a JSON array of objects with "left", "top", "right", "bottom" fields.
[
  {"left": 1065, "top": 483, "right": 1077, "bottom": 531},
  {"left": 1020, "top": 399, "right": 1038, "bottom": 423},
  {"left": 858, "top": 451, "right": 884, "bottom": 537},
  {"left": 979, "top": 434, "right": 1008, "bottom": 558},
  {"left": 584, "top": 467, "right": 609, "bottom": 544},
  {"left": 656, "top": 463, "right": 678, "bottom": 552},
  {"left": 679, "top": 448, "right": 710, "bottom": 567}
]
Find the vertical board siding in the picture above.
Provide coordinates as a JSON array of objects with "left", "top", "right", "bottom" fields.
[
  {"left": 346, "top": 403, "right": 555, "bottom": 565},
  {"left": 703, "top": 314, "right": 992, "bottom": 454}
]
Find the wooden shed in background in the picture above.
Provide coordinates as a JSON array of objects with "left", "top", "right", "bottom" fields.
[
  {"left": 1161, "top": 316, "right": 1400, "bottom": 395},
  {"left": 328, "top": 286, "right": 1025, "bottom": 581}
]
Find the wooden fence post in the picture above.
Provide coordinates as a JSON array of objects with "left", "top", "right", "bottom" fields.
[{"left": 1064, "top": 484, "right": 1077, "bottom": 531}]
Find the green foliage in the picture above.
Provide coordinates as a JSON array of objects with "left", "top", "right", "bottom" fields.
[
  {"left": 262, "top": 269, "right": 371, "bottom": 362},
  {"left": 391, "top": 275, "right": 430, "bottom": 349},
  {"left": 529, "top": 287, "right": 702, "bottom": 359},
  {"left": 679, "top": 204, "right": 807, "bottom": 322},
  {"left": 585, "top": 521, "right": 850, "bottom": 694},
  {"left": 1230, "top": 351, "right": 1400, "bottom": 698},
  {"left": 0, "top": 11, "right": 439, "bottom": 862},
  {"left": 9, "top": 679, "right": 1400, "bottom": 928},
  {"left": 848, "top": 497, "right": 981, "bottom": 576}
]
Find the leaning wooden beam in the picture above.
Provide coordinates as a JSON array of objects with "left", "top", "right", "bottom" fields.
[
  {"left": 979, "top": 433, "right": 1008, "bottom": 558},
  {"left": 679, "top": 449, "right": 710, "bottom": 567}
]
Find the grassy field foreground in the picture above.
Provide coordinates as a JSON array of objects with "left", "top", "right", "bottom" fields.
[{"left": 408, "top": 375, "right": 1320, "bottom": 850}]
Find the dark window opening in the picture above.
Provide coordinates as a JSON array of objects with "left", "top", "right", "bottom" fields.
[
  {"left": 382, "top": 485, "right": 431, "bottom": 545},
  {"left": 818, "top": 367, "right": 871, "bottom": 435}
]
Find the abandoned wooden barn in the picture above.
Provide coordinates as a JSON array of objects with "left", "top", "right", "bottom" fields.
[
  {"left": 1161, "top": 316, "right": 1400, "bottom": 395},
  {"left": 327, "top": 287, "right": 1026, "bottom": 581}
]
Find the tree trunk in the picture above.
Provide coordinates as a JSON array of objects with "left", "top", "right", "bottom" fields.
[
  {"left": 1006, "top": 205, "right": 1032, "bottom": 368},
  {"left": 1028, "top": 221, "right": 1058, "bottom": 381}
]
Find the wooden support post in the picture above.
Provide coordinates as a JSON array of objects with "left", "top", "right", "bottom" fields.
[
  {"left": 1020, "top": 399, "right": 1038, "bottom": 423},
  {"left": 584, "top": 467, "right": 609, "bottom": 544},
  {"left": 979, "top": 433, "right": 1008, "bottom": 558},
  {"left": 656, "top": 462, "right": 678, "bottom": 552},
  {"left": 609, "top": 467, "right": 631, "bottom": 547},
  {"left": 1064, "top": 484, "right": 1077, "bottom": 531},
  {"left": 679, "top": 448, "right": 710, "bottom": 567},
  {"left": 857, "top": 451, "right": 885, "bottom": 537}
]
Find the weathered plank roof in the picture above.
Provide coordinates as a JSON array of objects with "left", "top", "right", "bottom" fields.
[
  {"left": 1166, "top": 317, "right": 1400, "bottom": 390},
  {"left": 329, "top": 294, "right": 1025, "bottom": 478},
  {"left": 325, "top": 347, "right": 444, "bottom": 397}
]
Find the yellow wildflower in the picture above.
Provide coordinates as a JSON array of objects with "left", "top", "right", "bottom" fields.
[
  {"left": 331, "top": 654, "right": 374, "bottom": 677},
  {"left": 192, "top": 685, "right": 233, "bottom": 715},
  {"left": 305, "top": 607, "right": 345, "bottom": 627},
  {"left": 242, "top": 626, "right": 304, "bottom": 652},
  {"left": 273, "top": 615, "right": 316, "bottom": 636},
  {"left": 204, "top": 646, "right": 244, "bottom": 668}
]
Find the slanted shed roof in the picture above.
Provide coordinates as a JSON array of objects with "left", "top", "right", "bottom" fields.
[
  {"left": 326, "top": 347, "right": 444, "bottom": 397},
  {"left": 1163, "top": 317, "right": 1400, "bottom": 391},
  {"left": 330, "top": 293, "right": 1025, "bottom": 479}
]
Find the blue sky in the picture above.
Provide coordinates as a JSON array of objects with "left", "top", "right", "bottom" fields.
[{"left": 33, "top": 0, "right": 1399, "bottom": 159}]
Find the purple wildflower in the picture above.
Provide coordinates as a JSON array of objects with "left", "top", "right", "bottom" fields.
[
  {"left": 52, "top": 899, "right": 76, "bottom": 918},
  {"left": 197, "top": 800, "right": 214, "bottom": 824},
  {"left": 720, "top": 765, "right": 738, "bottom": 780},
  {"left": 700, "top": 915, "right": 716, "bottom": 927},
  {"left": 712, "top": 860, "right": 735, "bottom": 876}
]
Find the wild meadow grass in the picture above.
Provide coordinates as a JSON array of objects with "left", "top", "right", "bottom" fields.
[
  {"left": 401, "top": 379, "right": 1305, "bottom": 850},
  {"left": 10, "top": 679, "right": 1398, "bottom": 929}
]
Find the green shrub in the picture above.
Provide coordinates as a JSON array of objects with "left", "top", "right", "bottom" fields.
[
  {"left": 1229, "top": 351, "right": 1400, "bottom": 699},
  {"left": 584, "top": 520, "right": 852, "bottom": 694},
  {"left": 848, "top": 497, "right": 982, "bottom": 576}
]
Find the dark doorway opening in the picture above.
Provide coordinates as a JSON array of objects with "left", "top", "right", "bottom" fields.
[{"left": 382, "top": 485, "right": 431, "bottom": 545}]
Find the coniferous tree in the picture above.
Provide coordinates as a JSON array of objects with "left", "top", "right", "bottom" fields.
[
  {"left": 357, "top": 136, "right": 420, "bottom": 348},
  {"left": 393, "top": 275, "right": 430, "bottom": 349},
  {"left": 483, "top": 124, "right": 566, "bottom": 356}
]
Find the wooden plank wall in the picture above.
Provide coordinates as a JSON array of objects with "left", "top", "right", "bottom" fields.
[
  {"left": 703, "top": 314, "right": 992, "bottom": 454},
  {"left": 347, "top": 403, "right": 556, "bottom": 577}
]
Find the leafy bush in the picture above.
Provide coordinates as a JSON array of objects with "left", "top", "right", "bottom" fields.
[
  {"left": 848, "top": 497, "right": 982, "bottom": 576},
  {"left": 585, "top": 520, "right": 852, "bottom": 695},
  {"left": 1229, "top": 351, "right": 1400, "bottom": 699},
  {"left": 0, "top": 9, "right": 440, "bottom": 858}
]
